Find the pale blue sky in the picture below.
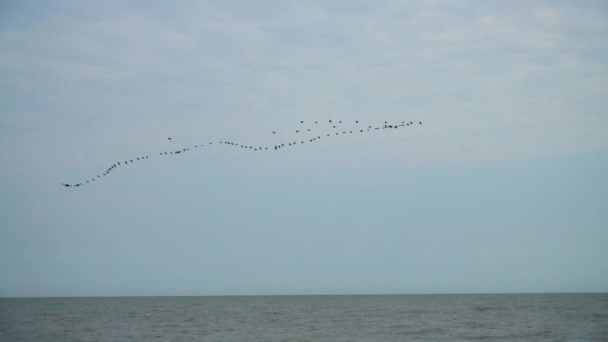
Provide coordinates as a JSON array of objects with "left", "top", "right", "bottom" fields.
[{"left": 1, "top": 0, "right": 607, "bottom": 297}]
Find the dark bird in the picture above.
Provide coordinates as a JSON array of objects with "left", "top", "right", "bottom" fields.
[
  {"left": 419, "top": 121, "right": 422, "bottom": 124},
  {"left": 168, "top": 137, "right": 171, "bottom": 140},
  {"left": 329, "top": 119, "right": 332, "bottom": 123},
  {"left": 273, "top": 131, "right": 276, "bottom": 134},
  {"left": 301, "top": 121, "right": 304, "bottom": 123}
]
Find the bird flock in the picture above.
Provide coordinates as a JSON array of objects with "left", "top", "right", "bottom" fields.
[{"left": 61, "top": 119, "right": 422, "bottom": 188}]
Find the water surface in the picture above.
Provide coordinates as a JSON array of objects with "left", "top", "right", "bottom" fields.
[{"left": 2, "top": 293, "right": 607, "bottom": 341}]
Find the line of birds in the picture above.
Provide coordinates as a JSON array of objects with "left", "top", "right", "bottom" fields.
[{"left": 61, "top": 119, "right": 422, "bottom": 188}]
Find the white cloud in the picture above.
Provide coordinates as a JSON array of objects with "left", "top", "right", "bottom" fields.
[{"left": 1, "top": 0, "right": 607, "bottom": 176}]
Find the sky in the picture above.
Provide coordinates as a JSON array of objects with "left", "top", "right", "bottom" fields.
[{"left": 1, "top": 0, "right": 607, "bottom": 297}]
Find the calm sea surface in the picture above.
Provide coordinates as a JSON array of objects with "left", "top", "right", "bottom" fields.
[{"left": 1, "top": 294, "right": 607, "bottom": 341}]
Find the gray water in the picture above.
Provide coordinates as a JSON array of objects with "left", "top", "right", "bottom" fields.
[{"left": 1, "top": 293, "right": 607, "bottom": 341}]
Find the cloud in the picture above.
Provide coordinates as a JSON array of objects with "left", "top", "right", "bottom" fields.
[
  {"left": 2, "top": 1, "right": 608, "bottom": 297},
  {"left": 1, "top": 0, "right": 607, "bottom": 176}
]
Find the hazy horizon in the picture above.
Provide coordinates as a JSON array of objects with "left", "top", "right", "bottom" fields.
[{"left": 4, "top": 291, "right": 608, "bottom": 299}]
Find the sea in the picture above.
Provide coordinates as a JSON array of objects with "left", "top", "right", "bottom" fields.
[{"left": 1, "top": 293, "right": 607, "bottom": 341}]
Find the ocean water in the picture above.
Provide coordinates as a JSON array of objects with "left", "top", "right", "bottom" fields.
[{"left": 1, "top": 293, "right": 607, "bottom": 341}]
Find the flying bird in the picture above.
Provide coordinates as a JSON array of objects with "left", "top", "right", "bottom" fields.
[{"left": 61, "top": 117, "right": 424, "bottom": 187}]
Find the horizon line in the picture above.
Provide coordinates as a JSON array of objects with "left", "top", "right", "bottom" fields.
[{"left": 2, "top": 291, "right": 607, "bottom": 299}]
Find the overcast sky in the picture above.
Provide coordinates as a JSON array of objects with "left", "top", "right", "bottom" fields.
[{"left": 1, "top": 0, "right": 607, "bottom": 297}]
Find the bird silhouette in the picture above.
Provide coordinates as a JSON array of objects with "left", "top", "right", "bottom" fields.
[{"left": 61, "top": 117, "right": 424, "bottom": 187}]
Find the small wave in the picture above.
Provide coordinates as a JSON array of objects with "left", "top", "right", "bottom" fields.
[{"left": 474, "top": 306, "right": 492, "bottom": 312}]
